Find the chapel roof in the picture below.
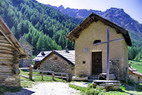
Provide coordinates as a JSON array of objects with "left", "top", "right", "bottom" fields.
[{"left": 67, "top": 13, "right": 132, "bottom": 46}]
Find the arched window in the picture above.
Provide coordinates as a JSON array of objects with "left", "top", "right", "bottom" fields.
[{"left": 93, "top": 40, "right": 101, "bottom": 44}]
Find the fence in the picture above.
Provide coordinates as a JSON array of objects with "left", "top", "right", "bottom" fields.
[{"left": 20, "top": 65, "right": 71, "bottom": 81}]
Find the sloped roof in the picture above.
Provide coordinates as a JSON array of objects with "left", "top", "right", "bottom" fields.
[
  {"left": 34, "top": 50, "right": 75, "bottom": 68},
  {"left": 0, "top": 18, "right": 27, "bottom": 58},
  {"left": 67, "top": 13, "right": 132, "bottom": 46},
  {"left": 129, "top": 66, "right": 142, "bottom": 77},
  {"left": 33, "top": 51, "right": 52, "bottom": 61}
]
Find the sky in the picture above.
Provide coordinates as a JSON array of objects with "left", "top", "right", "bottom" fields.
[{"left": 36, "top": 0, "right": 142, "bottom": 23}]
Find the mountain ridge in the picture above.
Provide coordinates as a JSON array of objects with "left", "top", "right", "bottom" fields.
[{"left": 47, "top": 4, "right": 142, "bottom": 39}]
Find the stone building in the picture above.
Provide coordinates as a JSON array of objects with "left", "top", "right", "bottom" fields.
[
  {"left": 129, "top": 66, "right": 142, "bottom": 83},
  {"left": 34, "top": 50, "right": 75, "bottom": 75},
  {"left": 0, "top": 18, "right": 27, "bottom": 86},
  {"left": 19, "top": 36, "right": 33, "bottom": 67},
  {"left": 67, "top": 13, "right": 132, "bottom": 81}
]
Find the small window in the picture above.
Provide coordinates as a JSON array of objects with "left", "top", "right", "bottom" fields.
[
  {"left": 83, "top": 61, "right": 86, "bottom": 64},
  {"left": 93, "top": 40, "right": 101, "bottom": 44}
]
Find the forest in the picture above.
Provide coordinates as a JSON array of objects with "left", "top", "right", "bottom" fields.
[{"left": 0, "top": 0, "right": 142, "bottom": 61}]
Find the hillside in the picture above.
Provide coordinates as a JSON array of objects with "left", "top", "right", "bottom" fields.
[
  {"left": 49, "top": 5, "right": 142, "bottom": 42},
  {"left": 48, "top": 5, "right": 142, "bottom": 61},
  {"left": 0, "top": 0, "right": 142, "bottom": 60},
  {"left": 0, "top": 0, "right": 80, "bottom": 54}
]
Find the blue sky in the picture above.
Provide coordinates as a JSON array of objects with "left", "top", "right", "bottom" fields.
[{"left": 36, "top": 0, "right": 142, "bottom": 23}]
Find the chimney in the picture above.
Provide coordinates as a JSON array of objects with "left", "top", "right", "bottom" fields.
[
  {"left": 65, "top": 46, "right": 69, "bottom": 53},
  {"left": 41, "top": 51, "right": 45, "bottom": 56}
]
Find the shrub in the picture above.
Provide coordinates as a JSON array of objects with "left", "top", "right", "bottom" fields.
[{"left": 69, "top": 84, "right": 106, "bottom": 95}]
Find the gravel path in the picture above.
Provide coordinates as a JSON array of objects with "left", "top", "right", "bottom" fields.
[{"left": 4, "top": 82, "right": 80, "bottom": 95}]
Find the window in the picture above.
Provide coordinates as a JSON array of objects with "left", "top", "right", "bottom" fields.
[{"left": 93, "top": 40, "right": 101, "bottom": 44}]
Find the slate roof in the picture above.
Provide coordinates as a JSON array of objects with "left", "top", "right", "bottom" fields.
[
  {"left": 129, "top": 66, "right": 142, "bottom": 77},
  {"left": 67, "top": 13, "right": 132, "bottom": 46},
  {"left": 33, "top": 51, "right": 52, "bottom": 62},
  {"left": 33, "top": 50, "right": 75, "bottom": 67}
]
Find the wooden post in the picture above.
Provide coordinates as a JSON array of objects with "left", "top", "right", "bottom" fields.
[
  {"left": 41, "top": 71, "right": 44, "bottom": 81},
  {"left": 106, "top": 27, "right": 110, "bottom": 80},
  {"left": 52, "top": 72, "right": 55, "bottom": 81},
  {"left": 66, "top": 74, "right": 69, "bottom": 82},
  {"left": 29, "top": 64, "right": 33, "bottom": 80}
]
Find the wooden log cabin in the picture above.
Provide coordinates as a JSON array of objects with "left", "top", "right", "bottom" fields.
[{"left": 0, "top": 18, "right": 27, "bottom": 86}]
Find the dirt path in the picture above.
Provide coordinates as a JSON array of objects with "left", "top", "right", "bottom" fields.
[{"left": 4, "top": 82, "right": 80, "bottom": 95}]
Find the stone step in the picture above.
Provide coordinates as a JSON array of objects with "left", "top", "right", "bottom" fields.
[
  {"left": 88, "top": 75, "right": 99, "bottom": 82},
  {"left": 88, "top": 75, "right": 98, "bottom": 79}
]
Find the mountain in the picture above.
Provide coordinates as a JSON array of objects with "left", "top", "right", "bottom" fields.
[
  {"left": 48, "top": 5, "right": 142, "bottom": 42},
  {"left": 0, "top": 0, "right": 142, "bottom": 60},
  {"left": 48, "top": 5, "right": 142, "bottom": 61},
  {"left": 0, "top": 0, "right": 81, "bottom": 54}
]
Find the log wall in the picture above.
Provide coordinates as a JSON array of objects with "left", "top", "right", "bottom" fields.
[{"left": 0, "top": 33, "right": 20, "bottom": 86}]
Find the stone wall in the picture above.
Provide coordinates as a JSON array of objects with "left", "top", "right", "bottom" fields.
[
  {"left": 39, "top": 54, "right": 74, "bottom": 75},
  {"left": 129, "top": 75, "right": 142, "bottom": 83}
]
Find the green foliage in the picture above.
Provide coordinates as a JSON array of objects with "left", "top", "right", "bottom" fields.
[
  {"left": 129, "top": 60, "right": 142, "bottom": 73},
  {"left": 69, "top": 84, "right": 105, "bottom": 95},
  {"left": 0, "top": 86, "right": 21, "bottom": 95},
  {"left": 0, "top": 0, "right": 78, "bottom": 54},
  {"left": 69, "top": 84, "right": 86, "bottom": 92},
  {"left": 69, "top": 83, "right": 142, "bottom": 95},
  {"left": 128, "top": 40, "right": 142, "bottom": 61}
]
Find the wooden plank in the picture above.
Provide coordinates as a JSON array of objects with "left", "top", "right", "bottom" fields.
[
  {"left": 0, "top": 35, "right": 6, "bottom": 40},
  {"left": 0, "top": 43, "right": 12, "bottom": 48},
  {"left": 20, "top": 75, "right": 29, "bottom": 79},
  {"left": 0, "top": 39, "right": 9, "bottom": 44},
  {"left": 0, "top": 65, "right": 12, "bottom": 73},
  {"left": 0, "top": 46, "right": 14, "bottom": 51},
  {"left": 93, "top": 80, "right": 120, "bottom": 83},
  {"left": 106, "top": 28, "right": 110, "bottom": 80},
  {"left": 0, "top": 61, "right": 13, "bottom": 65},
  {"left": 19, "top": 67, "right": 29, "bottom": 70},
  {"left": 54, "top": 76, "right": 68, "bottom": 78},
  {"left": 94, "top": 38, "right": 124, "bottom": 46},
  {"left": 33, "top": 70, "right": 42, "bottom": 72},
  {"left": 0, "top": 54, "right": 14, "bottom": 58},
  {"left": 0, "top": 50, "right": 13, "bottom": 54},
  {"left": 0, "top": 30, "right": 20, "bottom": 52}
]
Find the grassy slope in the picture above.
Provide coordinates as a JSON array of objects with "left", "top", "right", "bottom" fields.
[{"left": 129, "top": 60, "right": 142, "bottom": 73}]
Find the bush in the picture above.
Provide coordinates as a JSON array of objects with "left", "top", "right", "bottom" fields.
[
  {"left": 69, "top": 84, "right": 105, "bottom": 95},
  {"left": 85, "top": 88, "right": 105, "bottom": 95}
]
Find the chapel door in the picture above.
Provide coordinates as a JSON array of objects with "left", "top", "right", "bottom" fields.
[{"left": 92, "top": 52, "right": 102, "bottom": 75}]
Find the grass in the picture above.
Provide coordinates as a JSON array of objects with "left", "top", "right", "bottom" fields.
[
  {"left": 0, "top": 70, "right": 66, "bottom": 94},
  {"left": 69, "top": 82, "right": 142, "bottom": 95},
  {"left": 129, "top": 60, "right": 142, "bottom": 73},
  {"left": 20, "top": 70, "right": 65, "bottom": 88},
  {"left": 0, "top": 86, "right": 21, "bottom": 95}
]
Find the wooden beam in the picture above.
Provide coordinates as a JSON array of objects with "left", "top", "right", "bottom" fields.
[
  {"left": 0, "top": 50, "right": 13, "bottom": 54},
  {"left": 0, "top": 65, "right": 12, "bottom": 73},
  {"left": 0, "top": 46, "right": 14, "bottom": 51},
  {"left": 106, "top": 27, "right": 110, "bottom": 80},
  {"left": 0, "top": 54, "right": 14, "bottom": 58},
  {"left": 94, "top": 38, "right": 124, "bottom": 46},
  {"left": 0, "top": 43, "right": 12, "bottom": 48},
  {"left": 0, "top": 39, "right": 9, "bottom": 44},
  {"left": 0, "top": 30, "right": 19, "bottom": 52},
  {"left": 0, "top": 36, "right": 6, "bottom": 40},
  {"left": 0, "top": 61, "right": 13, "bottom": 65}
]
